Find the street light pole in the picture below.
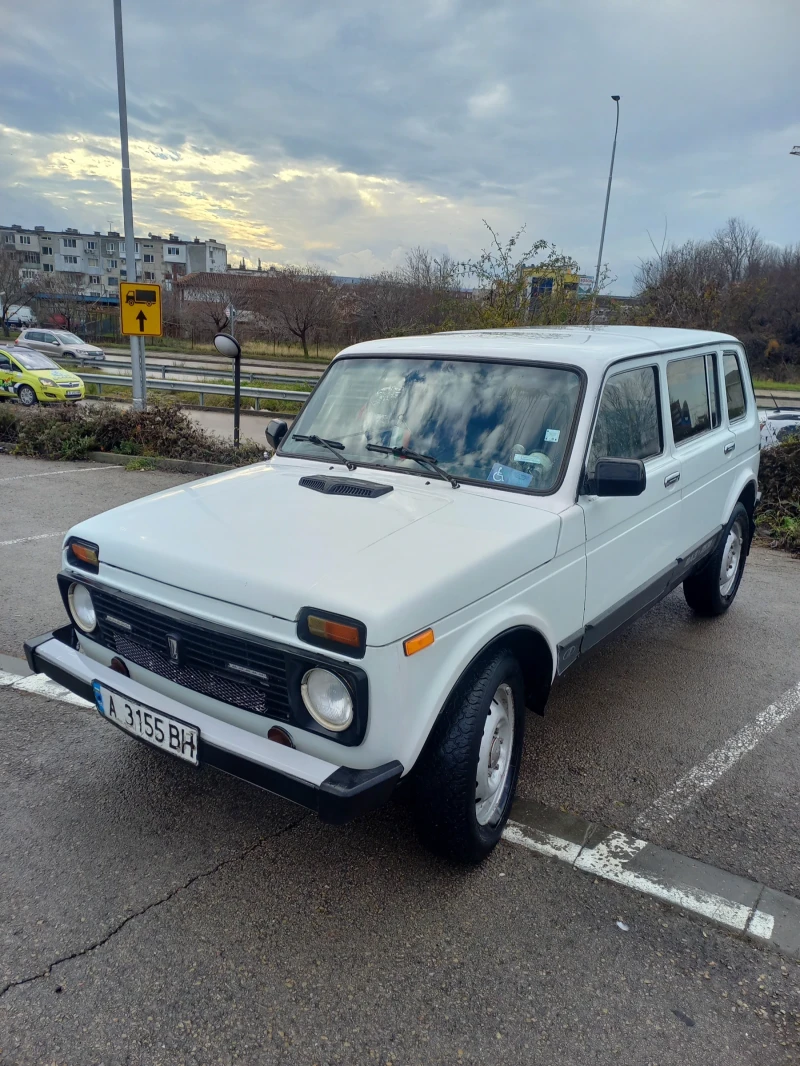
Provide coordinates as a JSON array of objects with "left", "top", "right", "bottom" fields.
[
  {"left": 113, "top": 0, "right": 146, "bottom": 410},
  {"left": 591, "top": 95, "right": 621, "bottom": 320}
]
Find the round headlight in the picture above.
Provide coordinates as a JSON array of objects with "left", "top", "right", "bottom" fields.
[
  {"left": 68, "top": 582, "right": 96, "bottom": 633},
  {"left": 300, "top": 668, "right": 353, "bottom": 731}
]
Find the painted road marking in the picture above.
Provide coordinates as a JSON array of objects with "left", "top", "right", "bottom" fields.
[
  {"left": 0, "top": 531, "right": 64, "bottom": 547},
  {"left": 5, "top": 663, "right": 798, "bottom": 957},
  {"left": 0, "top": 467, "right": 108, "bottom": 483},
  {"left": 0, "top": 668, "right": 92, "bottom": 708},
  {"left": 502, "top": 816, "right": 796, "bottom": 958},
  {"left": 634, "top": 680, "right": 800, "bottom": 834}
]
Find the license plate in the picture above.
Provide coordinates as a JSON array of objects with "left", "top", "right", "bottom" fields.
[
  {"left": 66, "top": 390, "right": 81, "bottom": 397},
  {"left": 93, "top": 682, "right": 199, "bottom": 765}
]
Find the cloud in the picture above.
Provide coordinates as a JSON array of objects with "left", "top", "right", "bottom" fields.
[{"left": 0, "top": 0, "right": 799, "bottom": 292}]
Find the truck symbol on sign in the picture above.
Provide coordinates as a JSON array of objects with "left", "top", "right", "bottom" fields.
[{"left": 125, "top": 289, "right": 157, "bottom": 306}]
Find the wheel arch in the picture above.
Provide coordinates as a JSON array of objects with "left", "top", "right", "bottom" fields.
[{"left": 442, "top": 625, "right": 554, "bottom": 720}]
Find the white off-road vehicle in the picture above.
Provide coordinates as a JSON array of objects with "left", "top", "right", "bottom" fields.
[{"left": 26, "top": 327, "right": 760, "bottom": 861}]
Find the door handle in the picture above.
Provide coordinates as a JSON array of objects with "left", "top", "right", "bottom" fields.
[
  {"left": 664, "top": 471, "right": 681, "bottom": 488},
  {"left": 724, "top": 441, "right": 736, "bottom": 454}
]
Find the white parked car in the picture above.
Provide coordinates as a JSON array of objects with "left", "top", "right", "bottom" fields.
[
  {"left": 15, "top": 328, "right": 105, "bottom": 362},
  {"left": 760, "top": 407, "right": 800, "bottom": 448},
  {"left": 26, "top": 327, "right": 760, "bottom": 862}
]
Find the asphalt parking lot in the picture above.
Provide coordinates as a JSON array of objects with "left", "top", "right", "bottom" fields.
[{"left": 1, "top": 454, "right": 799, "bottom": 1064}]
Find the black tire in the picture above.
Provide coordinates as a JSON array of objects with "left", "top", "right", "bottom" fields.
[
  {"left": 683, "top": 502, "right": 750, "bottom": 617},
  {"left": 411, "top": 648, "right": 525, "bottom": 863},
  {"left": 17, "top": 384, "right": 38, "bottom": 407}
]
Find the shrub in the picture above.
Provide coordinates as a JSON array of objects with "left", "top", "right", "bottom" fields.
[
  {"left": 2, "top": 404, "right": 263, "bottom": 466},
  {"left": 755, "top": 437, "right": 800, "bottom": 553}
]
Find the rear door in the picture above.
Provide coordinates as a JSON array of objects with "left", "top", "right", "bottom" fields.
[
  {"left": 721, "top": 348, "right": 760, "bottom": 468},
  {"left": 580, "top": 360, "right": 682, "bottom": 645},
  {"left": 666, "top": 351, "right": 735, "bottom": 554}
]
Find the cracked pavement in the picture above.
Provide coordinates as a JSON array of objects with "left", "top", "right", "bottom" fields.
[{"left": 2, "top": 456, "right": 800, "bottom": 1063}]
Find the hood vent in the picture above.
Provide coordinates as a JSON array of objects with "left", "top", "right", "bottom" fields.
[{"left": 299, "top": 475, "right": 393, "bottom": 499}]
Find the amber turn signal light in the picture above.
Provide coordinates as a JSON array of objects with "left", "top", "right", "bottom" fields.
[
  {"left": 71, "top": 543, "right": 98, "bottom": 566},
  {"left": 307, "top": 615, "right": 361, "bottom": 648},
  {"left": 404, "top": 628, "right": 434, "bottom": 657}
]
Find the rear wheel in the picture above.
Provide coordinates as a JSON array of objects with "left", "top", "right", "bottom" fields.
[
  {"left": 17, "top": 384, "right": 38, "bottom": 407},
  {"left": 683, "top": 502, "right": 750, "bottom": 616},
  {"left": 411, "top": 648, "right": 525, "bottom": 863}
]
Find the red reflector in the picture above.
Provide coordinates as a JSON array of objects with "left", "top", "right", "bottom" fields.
[{"left": 267, "top": 726, "right": 295, "bottom": 748}]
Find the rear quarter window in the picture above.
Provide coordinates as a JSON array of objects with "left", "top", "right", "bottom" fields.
[{"left": 723, "top": 352, "right": 747, "bottom": 421}]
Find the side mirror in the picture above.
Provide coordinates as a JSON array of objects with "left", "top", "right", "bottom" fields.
[
  {"left": 587, "top": 457, "right": 646, "bottom": 497},
  {"left": 266, "top": 419, "right": 288, "bottom": 452}
]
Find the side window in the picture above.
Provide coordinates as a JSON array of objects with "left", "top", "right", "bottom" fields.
[
  {"left": 667, "top": 356, "right": 711, "bottom": 444},
  {"left": 26, "top": 331, "right": 41, "bottom": 342},
  {"left": 43, "top": 333, "right": 57, "bottom": 344},
  {"left": 588, "top": 365, "right": 662, "bottom": 472},
  {"left": 0, "top": 354, "right": 11, "bottom": 371},
  {"left": 706, "top": 354, "right": 721, "bottom": 429},
  {"left": 723, "top": 352, "right": 746, "bottom": 421}
]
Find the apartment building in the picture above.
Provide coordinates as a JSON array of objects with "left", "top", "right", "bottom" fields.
[{"left": 0, "top": 224, "right": 227, "bottom": 298}]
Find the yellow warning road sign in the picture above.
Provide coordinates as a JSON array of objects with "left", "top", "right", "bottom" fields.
[{"left": 120, "top": 282, "right": 162, "bottom": 337}]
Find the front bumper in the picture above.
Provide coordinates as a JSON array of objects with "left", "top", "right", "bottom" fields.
[
  {"left": 24, "top": 627, "right": 403, "bottom": 825},
  {"left": 41, "top": 388, "right": 85, "bottom": 402}
]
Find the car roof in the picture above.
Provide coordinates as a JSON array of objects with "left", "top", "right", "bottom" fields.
[{"left": 337, "top": 326, "right": 739, "bottom": 371}]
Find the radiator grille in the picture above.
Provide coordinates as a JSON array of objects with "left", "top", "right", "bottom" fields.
[{"left": 90, "top": 588, "right": 291, "bottom": 720}]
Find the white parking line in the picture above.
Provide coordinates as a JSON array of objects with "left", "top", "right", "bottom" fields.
[
  {"left": 0, "top": 668, "right": 92, "bottom": 708},
  {"left": 0, "top": 532, "right": 64, "bottom": 547},
  {"left": 634, "top": 680, "right": 800, "bottom": 835},
  {"left": 0, "top": 467, "right": 108, "bottom": 483}
]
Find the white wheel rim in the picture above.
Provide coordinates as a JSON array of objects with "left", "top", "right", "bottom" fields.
[
  {"left": 475, "top": 682, "right": 515, "bottom": 827},
  {"left": 719, "top": 518, "right": 744, "bottom": 597}
]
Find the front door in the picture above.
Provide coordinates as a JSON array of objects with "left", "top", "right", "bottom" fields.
[{"left": 580, "top": 361, "right": 682, "bottom": 649}]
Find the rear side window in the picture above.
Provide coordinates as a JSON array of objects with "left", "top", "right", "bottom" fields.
[
  {"left": 588, "top": 365, "right": 662, "bottom": 471},
  {"left": 667, "top": 356, "right": 712, "bottom": 444},
  {"left": 25, "top": 331, "right": 41, "bottom": 341},
  {"left": 723, "top": 352, "right": 747, "bottom": 421}
]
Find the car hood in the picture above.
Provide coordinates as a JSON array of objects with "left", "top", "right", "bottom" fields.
[{"left": 68, "top": 461, "right": 562, "bottom": 646}]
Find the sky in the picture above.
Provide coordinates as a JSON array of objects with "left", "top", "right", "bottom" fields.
[{"left": 0, "top": 0, "right": 798, "bottom": 293}]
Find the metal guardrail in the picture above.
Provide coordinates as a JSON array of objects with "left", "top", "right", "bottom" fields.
[
  {"left": 78, "top": 373, "right": 310, "bottom": 410},
  {"left": 59, "top": 356, "right": 318, "bottom": 387}
]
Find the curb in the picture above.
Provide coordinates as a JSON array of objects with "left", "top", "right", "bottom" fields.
[
  {"left": 503, "top": 797, "right": 800, "bottom": 960},
  {"left": 85, "top": 452, "right": 239, "bottom": 476}
]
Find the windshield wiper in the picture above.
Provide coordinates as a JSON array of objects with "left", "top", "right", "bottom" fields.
[
  {"left": 366, "top": 444, "right": 460, "bottom": 489},
  {"left": 292, "top": 434, "right": 357, "bottom": 471}
]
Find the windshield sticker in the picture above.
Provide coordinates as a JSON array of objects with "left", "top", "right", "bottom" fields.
[
  {"left": 544, "top": 428, "right": 561, "bottom": 442},
  {"left": 488, "top": 463, "right": 533, "bottom": 488}
]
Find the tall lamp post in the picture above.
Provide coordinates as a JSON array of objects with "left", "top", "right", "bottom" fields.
[
  {"left": 591, "top": 95, "right": 621, "bottom": 320},
  {"left": 113, "top": 0, "right": 146, "bottom": 410}
]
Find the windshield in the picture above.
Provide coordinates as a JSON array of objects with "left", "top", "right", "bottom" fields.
[
  {"left": 284, "top": 356, "right": 583, "bottom": 493},
  {"left": 56, "top": 332, "right": 84, "bottom": 344},
  {"left": 12, "top": 348, "right": 60, "bottom": 370}
]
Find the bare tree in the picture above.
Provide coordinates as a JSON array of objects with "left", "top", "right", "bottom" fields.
[
  {"left": 461, "top": 222, "right": 549, "bottom": 326},
  {"left": 0, "top": 246, "right": 28, "bottom": 336},
  {"left": 712, "top": 217, "right": 764, "bottom": 285},
  {"left": 259, "top": 266, "right": 335, "bottom": 356},
  {"left": 178, "top": 272, "right": 256, "bottom": 338},
  {"left": 32, "top": 271, "right": 94, "bottom": 333}
]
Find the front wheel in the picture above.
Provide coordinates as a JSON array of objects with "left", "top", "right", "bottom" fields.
[
  {"left": 17, "top": 384, "right": 38, "bottom": 407},
  {"left": 411, "top": 648, "right": 525, "bottom": 863},
  {"left": 683, "top": 502, "right": 750, "bottom": 616}
]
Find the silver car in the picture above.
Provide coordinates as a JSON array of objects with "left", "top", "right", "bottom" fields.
[{"left": 15, "top": 329, "right": 105, "bottom": 362}]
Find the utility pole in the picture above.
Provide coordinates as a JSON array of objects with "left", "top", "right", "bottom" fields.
[
  {"left": 591, "top": 95, "right": 621, "bottom": 322},
  {"left": 113, "top": 0, "right": 146, "bottom": 410}
]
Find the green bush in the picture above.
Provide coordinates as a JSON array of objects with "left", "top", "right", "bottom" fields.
[
  {"left": 2, "top": 404, "right": 263, "bottom": 466},
  {"left": 755, "top": 437, "right": 800, "bottom": 553}
]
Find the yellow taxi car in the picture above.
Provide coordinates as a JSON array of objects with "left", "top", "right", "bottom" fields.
[{"left": 0, "top": 345, "right": 85, "bottom": 406}]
